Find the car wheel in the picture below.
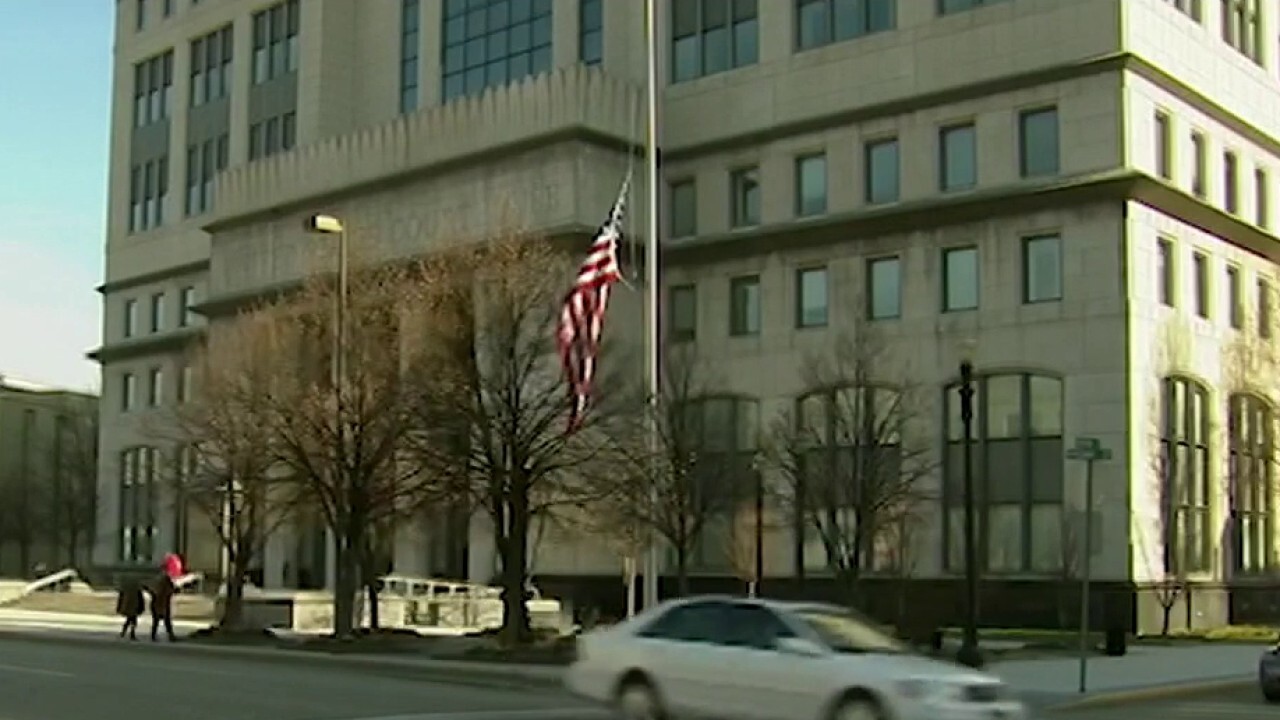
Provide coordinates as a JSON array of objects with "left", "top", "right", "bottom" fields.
[
  {"left": 1264, "top": 688, "right": 1280, "bottom": 703},
  {"left": 830, "top": 694, "right": 886, "bottom": 720},
  {"left": 616, "top": 678, "right": 665, "bottom": 720}
]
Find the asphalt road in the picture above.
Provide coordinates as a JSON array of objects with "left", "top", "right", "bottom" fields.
[
  {"left": 1064, "top": 683, "right": 1276, "bottom": 719},
  {"left": 0, "top": 635, "right": 605, "bottom": 720}
]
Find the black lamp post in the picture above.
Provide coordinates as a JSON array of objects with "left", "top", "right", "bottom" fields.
[{"left": 956, "top": 358, "right": 984, "bottom": 668}]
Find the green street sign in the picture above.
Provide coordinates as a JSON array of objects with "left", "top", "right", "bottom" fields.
[{"left": 1066, "top": 437, "right": 1113, "bottom": 461}]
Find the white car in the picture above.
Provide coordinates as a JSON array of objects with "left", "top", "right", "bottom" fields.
[{"left": 565, "top": 596, "right": 1026, "bottom": 720}]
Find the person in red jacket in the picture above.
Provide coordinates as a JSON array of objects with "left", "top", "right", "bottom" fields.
[{"left": 146, "top": 572, "right": 176, "bottom": 642}]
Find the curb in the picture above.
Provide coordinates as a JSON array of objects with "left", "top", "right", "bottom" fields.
[
  {"left": 0, "top": 628, "right": 565, "bottom": 692},
  {"left": 1046, "top": 677, "right": 1254, "bottom": 712}
]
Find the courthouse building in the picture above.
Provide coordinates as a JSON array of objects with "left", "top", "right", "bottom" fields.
[{"left": 93, "top": 0, "right": 1280, "bottom": 631}]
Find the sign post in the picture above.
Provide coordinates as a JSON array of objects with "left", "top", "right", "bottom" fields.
[{"left": 1065, "top": 436, "right": 1113, "bottom": 694}]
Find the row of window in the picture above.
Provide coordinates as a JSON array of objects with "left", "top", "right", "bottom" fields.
[
  {"left": 190, "top": 25, "right": 233, "bottom": 108},
  {"left": 248, "top": 111, "right": 298, "bottom": 161},
  {"left": 120, "top": 364, "right": 193, "bottom": 413},
  {"left": 441, "top": 0, "right": 554, "bottom": 102},
  {"left": 185, "top": 135, "right": 229, "bottom": 216},
  {"left": 122, "top": 286, "right": 197, "bottom": 339},
  {"left": 117, "top": 444, "right": 198, "bottom": 563},
  {"left": 1154, "top": 110, "right": 1271, "bottom": 229},
  {"left": 132, "top": 51, "right": 173, "bottom": 129},
  {"left": 1155, "top": 237, "right": 1274, "bottom": 337},
  {"left": 1162, "top": 0, "right": 1263, "bottom": 66},
  {"left": 127, "top": 157, "right": 169, "bottom": 233},
  {"left": 669, "top": 107, "right": 1059, "bottom": 237},
  {"left": 251, "top": 0, "right": 301, "bottom": 85},
  {"left": 667, "top": 233, "right": 1063, "bottom": 341}
]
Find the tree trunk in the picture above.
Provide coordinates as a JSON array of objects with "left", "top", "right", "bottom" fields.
[
  {"left": 221, "top": 569, "right": 246, "bottom": 629},
  {"left": 67, "top": 530, "right": 80, "bottom": 568},
  {"left": 333, "top": 542, "right": 359, "bottom": 638},
  {"left": 364, "top": 545, "right": 381, "bottom": 631},
  {"left": 499, "top": 487, "right": 532, "bottom": 646},
  {"left": 675, "top": 544, "right": 689, "bottom": 597}
]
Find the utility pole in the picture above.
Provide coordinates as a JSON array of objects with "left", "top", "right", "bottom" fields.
[{"left": 1066, "top": 436, "right": 1112, "bottom": 694}]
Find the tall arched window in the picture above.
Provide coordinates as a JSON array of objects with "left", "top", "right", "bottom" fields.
[
  {"left": 1229, "top": 392, "right": 1273, "bottom": 573},
  {"left": 118, "top": 446, "right": 160, "bottom": 563},
  {"left": 943, "top": 373, "right": 1064, "bottom": 573},
  {"left": 683, "top": 395, "right": 759, "bottom": 570},
  {"left": 1160, "top": 376, "right": 1211, "bottom": 574}
]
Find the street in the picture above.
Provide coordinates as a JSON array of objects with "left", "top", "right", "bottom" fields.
[
  {"left": 1057, "top": 683, "right": 1275, "bottom": 719},
  {"left": 0, "top": 635, "right": 603, "bottom": 720}
]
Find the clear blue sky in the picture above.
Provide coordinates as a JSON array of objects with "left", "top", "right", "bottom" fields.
[{"left": 0, "top": 1, "right": 112, "bottom": 391}]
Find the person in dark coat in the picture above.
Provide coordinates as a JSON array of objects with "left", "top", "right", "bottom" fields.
[
  {"left": 147, "top": 573, "right": 177, "bottom": 642},
  {"left": 116, "top": 579, "right": 144, "bottom": 640}
]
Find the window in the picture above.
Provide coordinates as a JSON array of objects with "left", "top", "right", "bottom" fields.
[
  {"left": 148, "top": 367, "right": 164, "bottom": 407},
  {"left": 796, "top": 267, "right": 828, "bottom": 328},
  {"left": 132, "top": 51, "right": 174, "bottom": 128},
  {"left": 1230, "top": 393, "right": 1273, "bottom": 573},
  {"left": 1260, "top": 279, "right": 1272, "bottom": 339},
  {"left": 249, "top": 112, "right": 297, "bottom": 161},
  {"left": 1159, "top": 377, "right": 1211, "bottom": 574},
  {"left": 185, "top": 133, "right": 229, "bottom": 215},
  {"left": 1018, "top": 107, "right": 1059, "bottom": 178},
  {"left": 400, "top": 0, "right": 421, "bottom": 113},
  {"left": 675, "top": 397, "right": 761, "bottom": 569},
  {"left": 1022, "top": 234, "right": 1062, "bottom": 303},
  {"left": 136, "top": 0, "right": 146, "bottom": 31},
  {"left": 796, "top": 154, "right": 827, "bottom": 217},
  {"left": 124, "top": 299, "right": 139, "bottom": 338},
  {"left": 580, "top": 0, "right": 602, "bottom": 65},
  {"left": 729, "top": 275, "right": 761, "bottom": 336},
  {"left": 1228, "top": 265, "right": 1243, "bottom": 329},
  {"left": 730, "top": 167, "right": 760, "bottom": 227},
  {"left": 671, "top": 0, "right": 758, "bottom": 83},
  {"left": 1155, "top": 111, "right": 1172, "bottom": 181},
  {"left": 940, "top": 123, "right": 976, "bottom": 191},
  {"left": 867, "top": 256, "right": 901, "bottom": 320},
  {"left": 1224, "top": 150, "right": 1239, "bottom": 214},
  {"left": 180, "top": 286, "right": 196, "bottom": 327},
  {"left": 1256, "top": 167, "right": 1269, "bottom": 228},
  {"left": 252, "top": 0, "right": 300, "bottom": 84},
  {"left": 943, "top": 374, "right": 1065, "bottom": 573},
  {"left": 943, "top": 247, "right": 979, "bottom": 311},
  {"left": 129, "top": 156, "right": 169, "bottom": 232},
  {"left": 118, "top": 447, "right": 159, "bottom": 563},
  {"left": 190, "top": 26, "right": 233, "bottom": 107},
  {"left": 669, "top": 284, "right": 697, "bottom": 341},
  {"left": 939, "top": 0, "right": 1011, "bottom": 14},
  {"left": 150, "top": 292, "right": 165, "bottom": 333},
  {"left": 1221, "top": 0, "right": 1261, "bottom": 63},
  {"left": 670, "top": 180, "right": 697, "bottom": 238},
  {"left": 796, "top": 0, "right": 894, "bottom": 50},
  {"left": 178, "top": 364, "right": 192, "bottom": 404},
  {"left": 1191, "top": 131, "right": 1207, "bottom": 198},
  {"left": 163, "top": 0, "right": 173, "bottom": 15},
  {"left": 442, "top": 0, "right": 553, "bottom": 102},
  {"left": 1162, "top": 0, "right": 1201, "bottom": 21},
  {"left": 864, "top": 138, "right": 899, "bottom": 204},
  {"left": 122, "top": 373, "right": 137, "bottom": 412},
  {"left": 1193, "top": 251, "right": 1209, "bottom": 318},
  {"left": 1157, "top": 237, "right": 1175, "bottom": 307}
]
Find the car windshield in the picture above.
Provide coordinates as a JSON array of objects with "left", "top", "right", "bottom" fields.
[{"left": 793, "top": 607, "right": 908, "bottom": 654}]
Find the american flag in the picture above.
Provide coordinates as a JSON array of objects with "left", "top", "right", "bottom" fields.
[{"left": 557, "top": 177, "right": 629, "bottom": 433}]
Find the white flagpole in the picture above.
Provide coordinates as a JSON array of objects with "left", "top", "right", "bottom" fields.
[{"left": 642, "top": 0, "right": 662, "bottom": 612}]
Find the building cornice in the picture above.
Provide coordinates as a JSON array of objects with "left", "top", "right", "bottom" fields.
[
  {"left": 87, "top": 326, "right": 204, "bottom": 365},
  {"left": 96, "top": 260, "right": 211, "bottom": 296}
]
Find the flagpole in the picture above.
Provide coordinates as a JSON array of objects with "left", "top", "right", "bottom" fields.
[{"left": 641, "top": 0, "right": 662, "bottom": 612}]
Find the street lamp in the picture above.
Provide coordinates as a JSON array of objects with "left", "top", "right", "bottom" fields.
[{"left": 956, "top": 338, "right": 983, "bottom": 669}]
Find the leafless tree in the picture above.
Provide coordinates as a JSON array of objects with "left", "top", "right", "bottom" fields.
[
  {"left": 0, "top": 472, "right": 40, "bottom": 576},
  {"left": 1055, "top": 509, "right": 1083, "bottom": 630},
  {"left": 45, "top": 399, "right": 99, "bottom": 567},
  {"left": 406, "top": 232, "right": 631, "bottom": 644},
  {"left": 767, "top": 331, "right": 933, "bottom": 606}
]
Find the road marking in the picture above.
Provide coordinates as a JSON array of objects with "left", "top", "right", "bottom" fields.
[
  {"left": 0, "top": 662, "right": 75, "bottom": 678},
  {"left": 350, "top": 709, "right": 607, "bottom": 720}
]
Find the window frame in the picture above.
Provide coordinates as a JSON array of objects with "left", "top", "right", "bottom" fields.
[
  {"left": 795, "top": 0, "right": 895, "bottom": 51},
  {"left": 1021, "top": 233, "right": 1063, "bottom": 304},
  {"left": 942, "top": 246, "right": 979, "bottom": 312},
  {"left": 795, "top": 266, "right": 829, "bottom": 329},
  {"left": 1018, "top": 106, "right": 1060, "bottom": 178},
  {"left": 939, "top": 122, "right": 977, "bottom": 192},
  {"left": 866, "top": 255, "right": 901, "bottom": 320},
  {"left": 729, "top": 274, "right": 762, "bottom": 337},
  {"left": 670, "top": 0, "right": 759, "bottom": 84},
  {"left": 668, "top": 283, "right": 698, "bottom": 341},
  {"left": 864, "top": 136, "right": 900, "bottom": 205},
  {"left": 795, "top": 153, "right": 828, "bottom": 217},
  {"left": 729, "top": 166, "right": 761, "bottom": 228}
]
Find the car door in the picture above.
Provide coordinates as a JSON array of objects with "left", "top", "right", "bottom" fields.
[
  {"left": 712, "top": 603, "right": 830, "bottom": 720},
  {"left": 631, "top": 601, "right": 732, "bottom": 718}
]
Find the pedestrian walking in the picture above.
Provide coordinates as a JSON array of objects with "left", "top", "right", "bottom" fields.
[
  {"left": 146, "top": 572, "right": 177, "bottom": 642},
  {"left": 115, "top": 578, "right": 144, "bottom": 640}
]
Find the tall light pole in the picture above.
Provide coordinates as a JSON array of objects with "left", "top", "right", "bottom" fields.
[
  {"left": 641, "top": 0, "right": 662, "bottom": 612},
  {"left": 956, "top": 340, "right": 983, "bottom": 669}
]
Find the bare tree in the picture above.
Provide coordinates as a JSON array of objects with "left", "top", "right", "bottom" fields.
[
  {"left": 767, "top": 331, "right": 933, "bottom": 606},
  {"left": 876, "top": 501, "right": 925, "bottom": 629},
  {"left": 1054, "top": 509, "right": 1083, "bottom": 630},
  {"left": 45, "top": 400, "right": 99, "bottom": 567},
  {"left": 407, "top": 232, "right": 630, "bottom": 645},
  {"left": 145, "top": 312, "right": 301, "bottom": 629}
]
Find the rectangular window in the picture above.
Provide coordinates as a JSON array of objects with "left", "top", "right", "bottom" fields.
[
  {"left": 1193, "top": 251, "right": 1209, "bottom": 318},
  {"left": 150, "top": 292, "right": 165, "bottom": 332},
  {"left": 1019, "top": 107, "right": 1060, "bottom": 178},
  {"left": 136, "top": 0, "right": 146, "bottom": 30},
  {"left": 1222, "top": 0, "right": 1261, "bottom": 63},
  {"left": 580, "top": 0, "right": 603, "bottom": 65},
  {"left": 865, "top": 137, "right": 900, "bottom": 204},
  {"left": 730, "top": 167, "right": 760, "bottom": 227},
  {"left": 1256, "top": 167, "right": 1269, "bottom": 228},
  {"left": 180, "top": 286, "right": 196, "bottom": 327},
  {"left": 729, "top": 275, "right": 761, "bottom": 336},
  {"left": 1224, "top": 150, "right": 1239, "bottom": 213},
  {"left": 867, "top": 256, "right": 901, "bottom": 320},
  {"left": 1161, "top": 0, "right": 1202, "bottom": 21},
  {"left": 1259, "top": 278, "right": 1272, "bottom": 339},
  {"left": 163, "top": 0, "right": 172, "bottom": 17},
  {"left": 670, "top": 180, "right": 697, "bottom": 238},
  {"left": 124, "top": 299, "right": 138, "bottom": 338},
  {"left": 133, "top": 51, "right": 174, "bottom": 127},
  {"left": 796, "top": 0, "right": 895, "bottom": 50},
  {"left": 400, "top": 0, "right": 421, "bottom": 113},
  {"left": 178, "top": 365, "right": 193, "bottom": 403},
  {"left": 252, "top": 0, "right": 300, "bottom": 84},
  {"left": 939, "top": 0, "right": 1012, "bottom": 14},
  {"left": 671, "top": 0, "right": 759, "bottom": 83},
  {"left": 1228, "top": 265, "right": 1243, "bottom": 329},
  {"left": 1155, "top": 111, "right": 1172, "bottom": 180},
  {"left": 122, "top": 373, "right": 137, "bottom": 412},
  {"left": 796, "top": 267, "right": 828, "bottom": 328},
  {"left": 442, "top": 0, "right": 555, "bottom": 102},
  {"left": 148, "top": 367, "right": 164, "bottom": 407},
  {"left": 1023, "top": 234, "right": 1063, "bottom": 303},
  {"left": 943, "top": 246, "right": 979, "bottom": 311},
  {"left": 190, "top": 26, "right": 232, "bottom": 107},
  {"left": 1191, "top": 131, "right": 1207, "bottom": 198},
  {"left": 668, "top": 284, "right": 697, "bottom": 341},
  {"left": 940, "top": 123, "right": 976, "bottom": 191},
  {"left": 795, "top": 153, "right": 827, "bottom": 217},
  {"left": 1158, "top": 237, "right": 1176, "bottom": 307}
]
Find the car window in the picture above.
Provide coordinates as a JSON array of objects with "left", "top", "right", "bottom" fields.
[
  {"left": 719, "top": 604, "right": 796, "bottom": 650},
  {"left": 637, "top": 602, "right": 728, "bottom": 644},
  {"left": 791, "top": 607, "right": 906, "bottom": 654}
]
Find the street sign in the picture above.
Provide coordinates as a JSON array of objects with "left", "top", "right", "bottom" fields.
[
  {"left": 1066, "top": 437, "right": 1113, "bottom": 462},
  {"left": 1065, "top": 436, "right": 1113, "bottom": 695}
]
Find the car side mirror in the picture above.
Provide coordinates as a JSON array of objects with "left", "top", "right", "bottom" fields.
[{"left": 776, "top": 637, "right": 826, "bottom": 657}]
